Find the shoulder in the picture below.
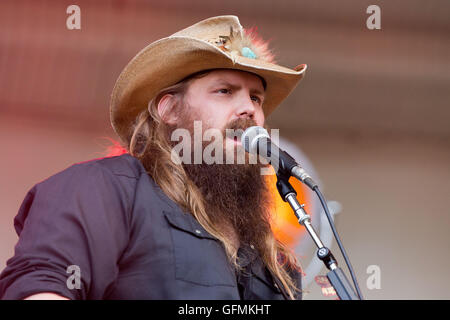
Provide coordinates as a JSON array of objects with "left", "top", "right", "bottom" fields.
[
  {"left": 69, "top": 153, "right": 145, "bottom": 179},
  {"left": 33, "top": 153, "right": 151, "bottom": 207},
  {"left": 33, "top": 153, "right": 146, "bottom": 191},
  {"left": 15, "top": 154, "right": 149, "bottom": 233}
]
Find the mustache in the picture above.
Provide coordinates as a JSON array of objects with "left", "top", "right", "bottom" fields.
[{"left": 223, "top": 118, "right": 259, "bottom": 141}]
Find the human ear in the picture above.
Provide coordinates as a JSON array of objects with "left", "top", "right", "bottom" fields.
[{"left": 157, "top": 94, "right": 179, "bottom": 125}]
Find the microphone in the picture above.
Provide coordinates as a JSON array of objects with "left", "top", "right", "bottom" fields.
[
  {"left": 241, "top": 126, "right": 318, "bottom": 190},
  {"left": 242, "top": 126, "right": 364, "bottom": 299}
]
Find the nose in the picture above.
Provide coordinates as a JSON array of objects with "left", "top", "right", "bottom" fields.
[{"left": 234, "top": 94, "right": 256, "bottom": 119}]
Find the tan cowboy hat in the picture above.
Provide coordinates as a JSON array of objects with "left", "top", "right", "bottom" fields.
[{"left": 110, "top": 15, "right": 307, "bottom": 143}]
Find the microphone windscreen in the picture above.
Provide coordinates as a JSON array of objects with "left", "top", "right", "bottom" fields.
[{"left": 241, "top": 126, "right": 270, "bottom": 153}]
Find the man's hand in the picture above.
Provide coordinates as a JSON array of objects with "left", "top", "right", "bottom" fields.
[{"left": 24, "top": 292, "right": 70, "bottom": 300}]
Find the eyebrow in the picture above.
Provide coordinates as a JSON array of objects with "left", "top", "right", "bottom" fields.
[{"left": 211, "top": 80, "right": 265, "bottom": 97}]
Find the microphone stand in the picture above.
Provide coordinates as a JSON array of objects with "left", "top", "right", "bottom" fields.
[{"left": 275, "top": 171, "right": 360, "bottom": 300}]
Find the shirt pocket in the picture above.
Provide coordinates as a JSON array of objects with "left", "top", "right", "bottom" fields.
[{"left": 163, "top": 210, "right": 236, "bottom": 287}]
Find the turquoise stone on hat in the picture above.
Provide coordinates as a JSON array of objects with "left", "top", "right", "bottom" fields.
[{"left": 241, "top": 47, "right": 257, "bottom": 59}]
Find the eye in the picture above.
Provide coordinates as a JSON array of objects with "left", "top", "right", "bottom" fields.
[
  {"left": 251, "top": 95, "right": 262, "bottom": 104},
  {"left": 217, "top": 88, "right": 231, "bottom": 94}
]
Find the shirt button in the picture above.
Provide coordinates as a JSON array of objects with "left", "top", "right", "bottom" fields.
[
  {"left": 250, "top": 244, "right": 255, "bottom": 250},
  {"left": 195, "top": 229, "right": 202, "bottom": 234}
]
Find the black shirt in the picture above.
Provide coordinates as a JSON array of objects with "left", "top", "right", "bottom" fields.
[{"left": 0, "top": 154, "right": 301, "bottom": 300}]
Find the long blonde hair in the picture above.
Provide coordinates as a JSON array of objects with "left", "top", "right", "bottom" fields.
[{"left": 124, "top": 70, "right": 302, "bottom": 299}]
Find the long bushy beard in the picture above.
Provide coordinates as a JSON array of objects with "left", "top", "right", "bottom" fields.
[{"left": 181, "top": 118, "right": 273, "bottom": 248}]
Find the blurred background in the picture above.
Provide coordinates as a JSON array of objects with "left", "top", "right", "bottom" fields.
[{"left": 1, "top": 0, "right": 449, "bottom": 299}]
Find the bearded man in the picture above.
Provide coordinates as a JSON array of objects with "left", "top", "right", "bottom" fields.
[{"left": 0, "top": 15, "right": 307, "bottom": 300}]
